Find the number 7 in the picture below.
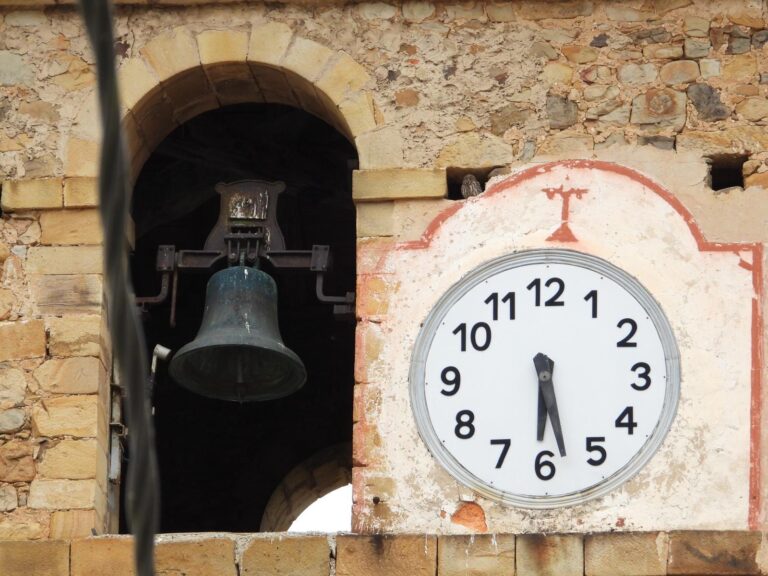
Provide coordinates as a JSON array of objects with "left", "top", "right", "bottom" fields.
[{"left": 490, "top": 439, "right": 511, "bottom": 468}]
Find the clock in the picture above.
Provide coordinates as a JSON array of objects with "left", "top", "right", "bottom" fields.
[{"left": 409, "top": 248, "right": 680, "bottom": 508}]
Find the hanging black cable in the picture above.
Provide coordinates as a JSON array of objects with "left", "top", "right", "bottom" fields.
[{"left": 76, "top": 2, "right": 159, "bottom": 575}]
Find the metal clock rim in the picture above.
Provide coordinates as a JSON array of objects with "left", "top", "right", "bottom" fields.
[{"left": 409, "top": 248, "right": 681, "bottom": 509}]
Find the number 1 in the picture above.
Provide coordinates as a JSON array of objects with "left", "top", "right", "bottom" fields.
[{"left": 584, "top": 290, "right": 597, "bottom": 318}]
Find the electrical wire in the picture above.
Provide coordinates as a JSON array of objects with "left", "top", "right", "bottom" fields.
[{"left": 76, "top": 2, "right": 159, "bottom": 575}]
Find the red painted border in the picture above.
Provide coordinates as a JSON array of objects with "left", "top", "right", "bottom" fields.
[{"left": 379, "top": 159, "right": 764, "bottom": 527}]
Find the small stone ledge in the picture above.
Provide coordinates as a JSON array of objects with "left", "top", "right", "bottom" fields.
[
  {"left": 353, "top": 169, "right": 447, "bottom": 202},
  {"left": 0, "top": 531, "right": 764, "bottom": 576},
  {"left": 0, "top": 179, "right": 63, "bottom": 212}
]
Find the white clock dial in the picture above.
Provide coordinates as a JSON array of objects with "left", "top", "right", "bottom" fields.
[{"left": 410, "top": 249, "right": 680, "bottom": 508}]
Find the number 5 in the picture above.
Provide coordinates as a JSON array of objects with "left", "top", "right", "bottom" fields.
[{"left": 586, "top": 436, "right": 606, "bottom": 466}]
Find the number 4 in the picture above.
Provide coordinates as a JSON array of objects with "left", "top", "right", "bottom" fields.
[{"left": 615, "top": 407, "right": 637, "bottom": 435}]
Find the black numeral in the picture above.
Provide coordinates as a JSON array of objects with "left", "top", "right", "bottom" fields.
[
  {"left": 453, "top": 322, "right": 492, "bottom": 351},
  {"left": 484, "top": 292, "right": 515, "bottom": 320},
  {"left": 490, "top": 439, "right": 511, "bottom": 468},
  {"left": 615, "top": 407, "right": 637, "bottom": 435},
  {"left": 617, "top": 318, "right": 638, "bottom": 347},
  {"left": 527, "top": 278, "right": 565, "bottom": 307},
  {"left": 440, "top": 367, "right": 461, "bottom": 396},
  {"left": 630, "top": 362, "right": 651, "bottom": 391},
  {"left": 586, "top": 436, "right": 607, "bottom": 466},
  {"left": 535, "top": 450, "right": 556, "bottom": 480},
  {"left": 584, "top": 290, "right": 598, "bottom": 318},
  {"left": 455, "top": 410, "right": 475, "bottom": 439}
]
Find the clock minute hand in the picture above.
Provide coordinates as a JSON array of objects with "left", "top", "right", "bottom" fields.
[{"left": 533, "top": 353, "right": 567, "bottom": 457}]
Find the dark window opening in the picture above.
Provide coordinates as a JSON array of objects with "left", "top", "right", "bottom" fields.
[
  {"left": 446, "top": 167, "right": 499, "bottom": 200},
  {"left": 127, "top": 103, "right": 356, "bottom": 533},
  {"left": 709, "top": 154, "right": 747, "bottom": 191}
]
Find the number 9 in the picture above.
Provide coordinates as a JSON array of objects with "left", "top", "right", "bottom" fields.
[{"left": 440, "top": 367, "right": 461, "bottom": 396}]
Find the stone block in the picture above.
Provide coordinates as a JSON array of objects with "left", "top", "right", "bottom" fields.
[
  {"left": 515, "top": 1, "right": 593, "bottom": 19},
  {"left": 157, "top": 538, "right": 237, "bottom": 576},
  {"left": 0, "top": 288, "right": 15, "bottom": 321},
  {"left": 486, "top": 1, "right": 515, "bottom": 21},
  {"left": 353, "top": 169, "right": 446, "bottom": 201},
  {"left": 282, "top": 37, "right": 334, "bottom": 82},
  {"left": 0, "top": 320, "right": 46, "bottom": 361},
  {"left": 140, "top": 26, "right": 200, "bottom": 82},
  {"left": 1, "top": 178, "right": 62, "bottom": 211},
  {"left": 357, "top": 127, "right": 404, "bottom": 170},
  {"left": 117, "top": 57, "right": 160, "bottom": 111},
  {"left": 34, "top": 356, "right": 104, "bottom": 394},
  {"left": 32, "top": 395, "right": 99, "bottom": 437},
  {"left": 659, "top": 60, "right": 699, "bottom": 85},
  {"left": 338, "top": 91, "right": 378, "bottom": 138},
  {"left": 40, "top": 209, "right": 102, "bottom": 245},
  {"left": 0, "top": 484, "right": 17, "bottom": 512},
  {"left": 745, "top": 172, "right": 768, "bottom": 189},
  {"left": 0, "top": 541, "right": 70, "bottom": 576},
  {"left": 65, "top": 138, "right": 99, "bottom": 178},
  {"left": 437, "top": 132, "right": 513, "bottom": 168},
  {"left": 403, "top": 1, "right": 435, "bottom": 22},
  {"left": 630, "top": 88, "right": 686, "bottom": 131},
  {"left": 316, "top": 52, "right": 372, "bottom": 105},
  {"left": 0, "top": 440, "right": 35, "bottom": 482},
  {"left": 27, "top": 246, "right": 103, "bottom": 274},
  {"left": 643, "top": 44, "right": 684, "bottom": 59},
  {"left": 71, "top": 537, "right": 237, "bottom": 576},
  {"left": 161, "top": 68, "right": 217, "bottom": 123},
  {"left": 50, "top": 510, "right": 98, "bottom": 539},
  {"left": 547, "top": 95, "right": 578, "bottom": 129},
  {"left": 336, "top": 535, "right": 437, "bottom": 576},
  {"left": 30, "top": 274, "right": 102, "bottom": 314},
  {"left": 39, "top": 439, "right": 99, "bottom": 479},
  {"left": 0, "top": 509, "right": 49, "bottom": 540},
  {"left": 585, "top": 532, "right": 668, "bottom": 576},
  {"left": 242, "top": 535, "right": 329, "bottom": 576},
  {"left": 63, "top": 177, "right": 98, "bottom": 207},
  {"left": 736, "top": 98, "right": 768, "bottom": 121},
  {"left": 684, "top": 37, "right": 710, "bottom": 58},
  {"left": 542, "top": 62, "right": 573, "bottom": 85},
  {"left": 248, "top": 21, "right": 294, "bottom": 68},
  {"left": 677, "top": 126, "right": 768, "bottom": 156},
  {"left": 250, "top": 66, "right": 298, "bottom": 107},
  {"left": 0, "top": 409, "right": 26, "bottom": 433},
  {"left": 0, "top": 365, "right": 25, "bottom": 406},
  {"left": 517, "top": 534, "right": 583, "bottom": 576},
  {"left": 197, "top": 29, "right": 248, "bottom": 64},
  {"left": 438, "top": 534, "right": 515, "bottom": 576},
  {"left": 47, "top": 315, "right": 102, "bottom": 357},
  {"left": 70, "top": 537, "right": 132, "bottom": 576},
  {"left": 668, "top": 531, "right": 760, "bottom": 575},
  {"left": 562, "top": 45, "right": 598, "bottom": 64},
  {"left": 28, "top": 478, "right": 98, "bottom": 509},
  {"left": 722, "top": 53, "right": 757, "bottom": 83}
]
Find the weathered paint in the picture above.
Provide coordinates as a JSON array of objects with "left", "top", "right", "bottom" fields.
[{"left": 355, "top": 160, "right": 762, "bottom": 533}]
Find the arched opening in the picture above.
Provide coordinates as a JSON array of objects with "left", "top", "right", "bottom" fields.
[{"left": 128, "top": 102, "right": 356, "bottom": 532}]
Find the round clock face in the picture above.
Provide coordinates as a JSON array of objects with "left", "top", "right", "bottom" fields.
[{"left": 410, "top": 249, "right": 680, "bottom": 508}]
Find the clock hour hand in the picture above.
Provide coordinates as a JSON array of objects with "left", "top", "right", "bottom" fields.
[{"left": 533, "top": 353, "right": 567, "bottom": 457}]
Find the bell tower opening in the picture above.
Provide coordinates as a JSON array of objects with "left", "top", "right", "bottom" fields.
[{"left": 128, "top": 103, "right": 357, "bottom": 533}]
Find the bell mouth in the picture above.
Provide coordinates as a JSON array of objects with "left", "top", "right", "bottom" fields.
[{"left": 170, "top": 341, "right": 307, "bottom": 402}]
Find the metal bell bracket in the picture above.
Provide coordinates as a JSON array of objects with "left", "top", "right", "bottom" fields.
[{"left": 136, "top": 180, "right": 355, "bottom": 321}]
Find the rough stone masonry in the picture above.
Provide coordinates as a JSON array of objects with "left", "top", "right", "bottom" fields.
[{"left": 1, "top": 0, "right": 768, "bottom": 553}]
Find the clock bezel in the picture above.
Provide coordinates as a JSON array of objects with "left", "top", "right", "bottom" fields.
[{"left": 409, "top": 248, "right": 681, "bottom": 508}]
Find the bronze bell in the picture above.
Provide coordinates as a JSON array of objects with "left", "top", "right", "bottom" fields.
[{"left": 169, "top": 266, "right": 306, "bottom": 402}]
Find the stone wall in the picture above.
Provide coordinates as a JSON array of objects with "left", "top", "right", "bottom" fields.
[
  {"left": 2, "top": 531, "right": 768, "bottom": 576},
  {"left": 1, "top": 0, "right": 768, "bottom": 540}
]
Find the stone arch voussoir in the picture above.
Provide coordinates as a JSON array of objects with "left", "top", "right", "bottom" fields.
[
  {"left": 260, "top": 442, "right": 352, "bottom": 532},
  {"left": 65, "top": 23, "right": 388, "bottom": 183}
]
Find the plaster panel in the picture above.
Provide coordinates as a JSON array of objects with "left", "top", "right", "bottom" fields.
[{"left": 356, "top": 160, "right": 760, "bottom": 533}]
